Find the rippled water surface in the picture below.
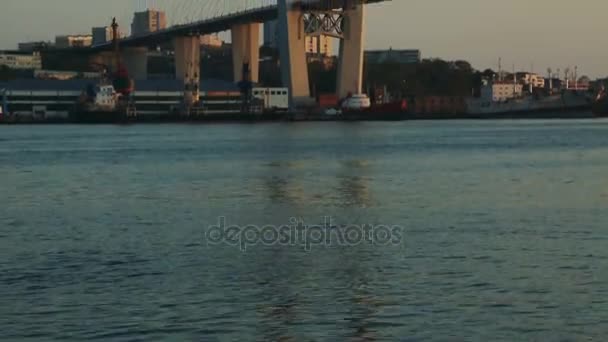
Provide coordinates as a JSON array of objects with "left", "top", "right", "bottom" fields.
[{"left": 1, "top": 120, "right": 608, "bottom": 341}]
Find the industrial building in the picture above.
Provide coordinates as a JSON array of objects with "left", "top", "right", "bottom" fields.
[
  {"left": 0, "top": 51, "right": 42, "bottom": 70},
  {"left": 18, "top": 41, "right": 54, "bottom": 52}
]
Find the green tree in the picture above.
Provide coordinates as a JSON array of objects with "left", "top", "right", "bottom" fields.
[{"left": 0, "top": 65, "right": 18, "bottom": 81}]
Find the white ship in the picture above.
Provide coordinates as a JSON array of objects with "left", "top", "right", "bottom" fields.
[
  {"left": 77, "top": 84, "right": 122, "bottom": 112},
  {"left": 341, "top": 94, "right": 371, "bottom": 111},
  {"left": 466, "top": 83, "right": 591, "bottom": 117}
]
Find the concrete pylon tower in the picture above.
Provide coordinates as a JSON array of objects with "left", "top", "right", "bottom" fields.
[
  {"left": 121, "top": 47, "right": 148, "bottom": 80},
  {"left": 173, "top": 36, "right": 201, "bottom": 105},
  {"left": 277, "top": 0, "right": 310, "bottom": 109},
  {"left": 231, "top": 23, "right": 261, "bottom": 83},
  {"left": 337, "top": 1, "right": 366, "bottom": 98}
]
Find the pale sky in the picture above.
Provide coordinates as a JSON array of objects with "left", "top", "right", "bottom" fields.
[{"left": 1, "top": 0, "right": 607, "bottom": 77}]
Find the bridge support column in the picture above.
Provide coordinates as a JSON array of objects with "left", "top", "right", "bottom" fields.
[
  {"left": 121, "top": 47, "right": 148, "bottom": 80},
  {"left": 89, "top": 51, "right": 115, "bottom": 73},
  {"left": 337, "top": 3, "right": 366, "bottom": 98},
  {"left": 173, "top": 36, "right": 201, "bottom": 105},
  {"left": 277, "top": 0, "right": 311, "bottom": 109},
  {"left": 231, "top": 23, "right": 260, "bottom": 83}
]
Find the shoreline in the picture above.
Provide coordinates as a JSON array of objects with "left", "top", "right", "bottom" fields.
[{"left": 0, "top": 110, "right": 598, "bottom": 125}]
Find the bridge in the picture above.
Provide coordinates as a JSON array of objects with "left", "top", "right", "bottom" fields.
[{"left": 89, "top": 0, "right": 390, "bottom": 109}]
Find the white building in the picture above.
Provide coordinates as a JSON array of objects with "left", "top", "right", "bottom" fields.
[
  {"left": 0, "top": 51, "right": 42, "bottom": 69},
  {"left": 55, "top": 35, "right": 93, "bottom": 48},
  {"left": 481, "top": 81, "right": 523, "bottom": 102}
]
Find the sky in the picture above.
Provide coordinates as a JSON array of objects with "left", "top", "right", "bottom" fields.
[{"left": 1, "top": 0, "right": 607, "bottom": 77}]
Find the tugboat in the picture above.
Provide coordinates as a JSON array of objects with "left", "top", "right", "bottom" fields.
[
  {"left": 71, "top": 81, "right": 132, "bottom": 123},
  {"left": 592, "top": 84, "right": 608, "bottom": 117},
  {"left": 70, "top": 18, "right": 135, "bottom": 123}
]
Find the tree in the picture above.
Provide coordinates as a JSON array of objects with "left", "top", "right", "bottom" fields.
[
  {"left": 0, "top": 65, "right": 18, "bottom": 81},
  {"left": 482, "top": 68, "right": 496, "bottom": 80}
]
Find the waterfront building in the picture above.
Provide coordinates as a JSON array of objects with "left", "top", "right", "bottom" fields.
[
  {"left": 131, "top": 9, "right": 167, "bottom": 36},
  {"left": 0, "top": 78, "right": 287, "bottom": 122},
  {"left": 33, "top": 70, "right": 101, "bottom": 80},
  {"left": 0, "top": 51, "right": 42, "bottom": 70},
  {"left": 18, "top": 41, "right": 54, "bottom": 52},
  {"left": 365, "top": 49, "right": 421, "bottom": 64},
  {"left": 55, "top": 35, "right": 93, "bottom": 48},
  {"left": 92, "top": 26, "right": 123, "bottom": 45}
]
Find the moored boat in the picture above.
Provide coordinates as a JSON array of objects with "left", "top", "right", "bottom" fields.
[
  {"left": 69, "top": 18, "right": 136, "bottom": 124},
  {"left": 592, "top": 85, "right": 608, "bottom": 117},
  {"left": 340, "top": 93, "right": 409, "bottom": 120},
  {"left": 70, "top": 83, "right": 132, "bottom": 123}
]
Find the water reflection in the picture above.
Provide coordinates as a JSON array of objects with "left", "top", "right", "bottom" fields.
[
  {"left": 250, "top": 248, "right": 301, "bottom": 341},
  {"left": 259, "top": 159, "right": 374, "bottom": 209},
  {"left": 334, "top": 249, "right": 381, "bottom": 341},
  {"left": 262, "top": 161, "right": 306, "bottom": 206},
  {"left": 335, "top": 160, "right": 372, "bottom": 208}
]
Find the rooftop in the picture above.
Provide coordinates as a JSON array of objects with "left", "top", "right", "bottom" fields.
[
  {"left": 0, "top": 78, "right": 240, "bottom": 92},
  {"left": 0, "top": 50, "right": 40, "bottom": 56}
]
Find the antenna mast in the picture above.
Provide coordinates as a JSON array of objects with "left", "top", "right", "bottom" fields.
[
  {"left": 498, "top": 57, "right": 502, "bottom": 81},
  {"left": 112, "top": 17, "right": 120, "bottom": 72}
]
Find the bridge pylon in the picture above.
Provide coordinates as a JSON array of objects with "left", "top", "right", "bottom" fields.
[
  {"left": 277, "top": 0, "right": 369, "bottom": 109},
  {"left": 277, "top": 0, "right": 312, "bottom": 110},
  {"left": 336, "top": 1, "right": 366, "bottom": 98},
  {"left": 173, "top": 35, "right": 201, "bottom": 105},
  {"left": 231, "top": 23, "right": 261, "bottom": 83}
]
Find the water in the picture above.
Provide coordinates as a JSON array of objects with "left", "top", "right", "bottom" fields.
[{"left": 1, "top": 120, "right": 608, "bottom": 341}]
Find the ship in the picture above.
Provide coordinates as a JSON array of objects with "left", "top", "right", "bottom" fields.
[
  {"left": 70, "top": 82, "right": 133, "bottom": 123},
  {"left": 592, "top": 85, "right": 608, "bottom": 117},
  {"left": 466, "top": 82, "right": 591, "bottom": 118},
  {"left": 70, "top": 18, "right": 135, "bottom": 124},
  {"left": 339, "top": 93, "right": 410, "bottom": 120}
]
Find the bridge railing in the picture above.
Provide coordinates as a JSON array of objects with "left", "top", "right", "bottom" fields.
[{"left": 168, "top": 0, "right": 278, "bottom": 27}]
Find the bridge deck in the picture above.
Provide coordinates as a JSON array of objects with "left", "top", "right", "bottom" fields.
[{"left": 89, "top": 0, "right": 389, "bottom": 51}]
